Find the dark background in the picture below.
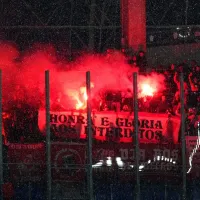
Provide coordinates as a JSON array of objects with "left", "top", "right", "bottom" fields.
[
  {"left": 0, "top": 0, "right": 199, "bottom": 26},
  {"left": 0, "top": 0, "right": 199, "bottom": 52}
]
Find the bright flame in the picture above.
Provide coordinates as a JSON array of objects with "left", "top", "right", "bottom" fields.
[
  {"left": 75, "top": 83, "right": 94, "bottom": 110},
  {"left": 138, "top": 73, "right": 164, "bottom": 98},
  {"left": 140, "top": 83, "right": 155, "bottom": 97},
  {"left": 75, "top": 96, "right": 85, "bottom": 110},
  {"left": 83, "top": 92, "right": 88, "bottom": 101}
]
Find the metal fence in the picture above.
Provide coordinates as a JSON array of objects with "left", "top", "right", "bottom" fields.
[{"left": 0, "top": 71, "right": 200, "bottom": 200}]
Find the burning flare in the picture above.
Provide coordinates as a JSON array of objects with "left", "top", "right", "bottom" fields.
[
  {"left": 141, "top": 83, "right": 155, "bottom": 97},
  {"left": 75, "top": 83, "right": 94, "bottom": 110}
]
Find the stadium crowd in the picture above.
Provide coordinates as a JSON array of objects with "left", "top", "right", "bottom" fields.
[
  {"left": 126, "top": 51, "right": 200, "bottom": 136},
  {"left": 2, "top": 50, "right": 200, "bottom": 143}
]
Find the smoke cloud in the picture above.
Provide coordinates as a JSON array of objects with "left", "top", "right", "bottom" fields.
[{"left": 0, "top": 41, "right": 166, "bottom": 111}]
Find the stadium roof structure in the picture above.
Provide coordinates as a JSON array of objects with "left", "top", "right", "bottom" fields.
[{"left": 0, "top": 0, "right": 198, "bottom": 52}]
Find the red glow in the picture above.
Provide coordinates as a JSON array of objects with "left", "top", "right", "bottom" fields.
[
  {"left": 141, "top": 84, "right": 155, "bottom": 97},
  {"left": 71, "top": 83, "right": 94, "bottom": 110},
  {"left": 38, "top": 111, "right": 181, "bottom": 144},
  {"left": 138, "top": 73, "right": 165, "bottom": 98},
  {"left": 75, "top": 86, "right": 87, "bottom": 110},
  {"left": 0, "top": 42, "right": 165, "bottom": 111}
]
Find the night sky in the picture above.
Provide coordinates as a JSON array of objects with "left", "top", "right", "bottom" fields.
[
  {"left": 0, "top": 0, "right": 199, "bottom": 51},
  {"left": 1, "top": 0, "right": 199, "bottom": 26},
  {"left": 146, "top": 0, "right": 200, "bottom": 25}
]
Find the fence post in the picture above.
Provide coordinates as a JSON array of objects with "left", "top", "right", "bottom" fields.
[
  {"left": 133, "top": 72, "right": 140, "bottom": 200},
  {"left": 86, "top": 71, "right": 94, "bottom": 200},
  {"left": 180, "top": 72, "right": 187, "bottom": 200},
  {"left": 45, "top": 70, "right": 51, "bottom": 200},
  {"left": 0, "top": 70, "right": 3, "bottom": 200}
]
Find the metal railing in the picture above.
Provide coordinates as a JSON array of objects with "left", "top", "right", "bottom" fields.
[{"left": 0, "top": 71, "right": 199, "bottom": 200}]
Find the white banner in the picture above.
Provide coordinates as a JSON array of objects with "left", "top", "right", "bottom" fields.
[{"left": 38, "top": 110, "right": 180, "bottom": 143}]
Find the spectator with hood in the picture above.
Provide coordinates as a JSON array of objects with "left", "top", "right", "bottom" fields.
[{"left": 164, "top": 64, "right": 177, "bottom": 95}]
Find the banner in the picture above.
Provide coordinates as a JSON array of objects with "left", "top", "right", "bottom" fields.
[
  {"left": 7, "top": 142, "right": 180, "bottom": 182},
  {"left": 93, "top": 143, "right": 180, "bottom": 168},
  {"left": 92, "top": 143, "right": 181, "bottom": 181},
  {"left": 185, "top": 136, "right": 200, "bottom": 176},
  {"left": 51, "top": 143, "right": 86, "bottom": 181},
  {"left": 7, "top": 143, "right": 45, "bottom": 182},
  {"left": 7, "top": 143, "right": 86, "bottom": 182},
  {"left": 186, "top": 136, "right": 200, "bottom": 165},
  {"left": 38, "top": 110, "right": 180, "bottom": 143}
]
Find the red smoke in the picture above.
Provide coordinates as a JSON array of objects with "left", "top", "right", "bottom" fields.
[{"left": 0, "top": 42, "right": 166, "bottom": 111}]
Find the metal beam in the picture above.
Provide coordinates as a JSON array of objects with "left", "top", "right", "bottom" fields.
[
  {"left": 0, "top": 24, "right": 200, "bottom": 29},
  {"left": 0, "top": 70, "right": 3, "bottom": 200},
  {"left": 133, "top": 72, "right": 140, "bottom": 200},
  {"left": 180, "top": 73, "right": 187, "bottom": 200},
  {"left": 86, "top": 71, "right": 94, "bottom": 200},
  {"left": 0, "top": 26, "right": 120, "bottom": 29},
  {"left": 45, "top": 70, "right": 52, "bottom": 200}
]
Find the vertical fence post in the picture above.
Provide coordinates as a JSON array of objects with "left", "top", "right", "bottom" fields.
[
  {"left": 133, "top": 72, "right": 140, "bottom": 200},
  {"left": 86, "top": 71, "right": 94, "bottom": 200},
  {"left": 28, "top": 173, "right": 32, "bottom": 200},
  {"left": 45, "top": 70, "right": 51, "bottom": 200},
  {"left": 0, "top": 70, "right": 3, "bottom": 200},
  {"left": 180, "top": 73, "right": 186, "bottom": 200}
]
